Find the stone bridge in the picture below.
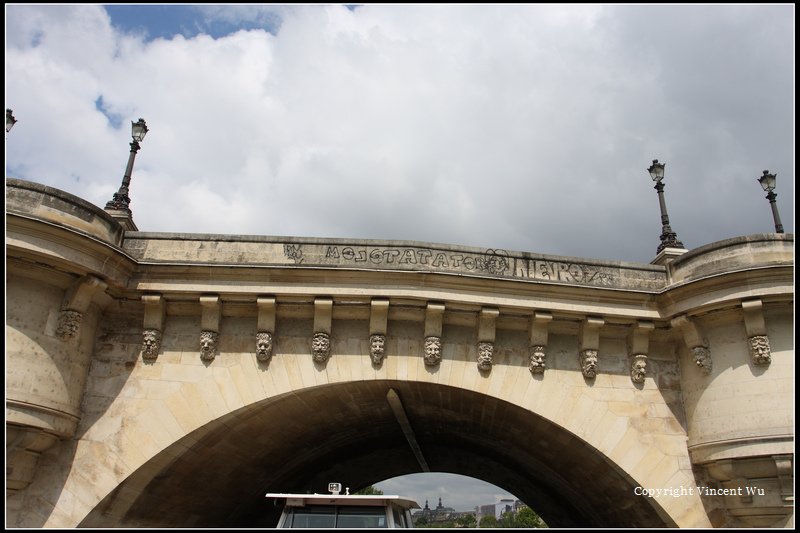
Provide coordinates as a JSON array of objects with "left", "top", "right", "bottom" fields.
[{"left": 5, "top": 178, "right": 794, "bottom": 528}]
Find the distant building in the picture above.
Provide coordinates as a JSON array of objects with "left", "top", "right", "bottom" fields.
[
  {"left": 478, "top": 498, "right": 520, "bottom": 520},
  {"left": 412, "top": 497, "right": 458, "bottom": 525}
]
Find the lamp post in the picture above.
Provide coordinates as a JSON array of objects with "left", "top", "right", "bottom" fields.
[
  {"left": 757, "top": 170, "right": 784, "bottom": 234},
  {"left": 6, "top": 108, "right": 17, "bottom": 133},
  {"left": 647, "top": 159, "right": 684, "bottom": 254},
  {"left": 105, "top": 118, "right": 148, "bottom": 214}
]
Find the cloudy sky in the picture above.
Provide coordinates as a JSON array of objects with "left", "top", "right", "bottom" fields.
[
  {"left": 5, "top": 4, "right": 794, "bottom": 266},
  {"left": 3, "top": 3, "right": 793, "bottom": 513},
  {"left": 376, "top": 472, "right": 514, "bottom": 514}
]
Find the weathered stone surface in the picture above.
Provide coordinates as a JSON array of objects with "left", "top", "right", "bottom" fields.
[
  {"left": 122, "top": 235, "right": 668, "bottom": 291},
  {"left": 5, "top": 178, "right": 794, "bottom": 529},
  {"left": 6, "top": 178, "right": 124, "bottom": 246}
]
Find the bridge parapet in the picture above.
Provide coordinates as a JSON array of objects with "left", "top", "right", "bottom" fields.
[
  {"left": 123, "top": 233, "right": 668, "bottom": 292},
  {"left": 6, "top": 178, "right": 124, "bottom": 247},
  {"left": 669, "top": 233, "right": 794, "bottom": 284}
]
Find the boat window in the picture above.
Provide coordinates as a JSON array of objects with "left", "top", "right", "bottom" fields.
[
  {"left": 391, "top": 506, "right": 407, "bottom": 528},
  {"left": 286, "top": 505, "right": 336, "bottom": 528},
  {"left": 284, "top": 505, "right": 387, "bottom": 528},
  {"left": 335, "top": 505, "right": 387, "bottom": 528}
]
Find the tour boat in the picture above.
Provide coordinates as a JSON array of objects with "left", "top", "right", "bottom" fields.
[{"left": 266, "top": 483, "right": 420, "bottom": 528}]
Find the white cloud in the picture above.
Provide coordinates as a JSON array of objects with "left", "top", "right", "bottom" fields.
[{"left": 5, "top": 4, "right": 794, "bottom": 263}]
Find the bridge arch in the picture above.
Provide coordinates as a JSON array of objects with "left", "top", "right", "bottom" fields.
[{"left": 78, "top": 377, "right": 677, "bottom": 528}]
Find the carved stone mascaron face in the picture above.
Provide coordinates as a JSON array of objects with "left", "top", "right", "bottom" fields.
[
  {"left": 581, "top": 349, "right": 598, "bottom": 378},
  {"left": 142, "top": 329, "right": 161, "bottom": 358},
  {"left": 370, "top": 334, "right": 386, "bottom": 364},
  {"left": 312, "top": 332, "right": 331, "bottom": 362},
  {"left": 200, "top": 331, "right": 218, "bottom": 360},
  {"left": 749, "top": 335, "right": 771, "bottom": 365},
  {"left": 528, "top": 345, "right": 546, "bottom": 374},
  {"left": 630, "top": 355, "right": 647, "bottom": 383},
  {"left": 256, "top": 331, "right": 273, "bottom": 360},
  {"left": 424, "top": 336, "right": 442, "bottom": 365},
  {"left": 477, "top": 342, "right": 493, "bottom": 370}
]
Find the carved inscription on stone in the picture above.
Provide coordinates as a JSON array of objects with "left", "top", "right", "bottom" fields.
[
  {"left": 748, "top": 335, "right": 771, "bottom": 366},
  {"left": 320, "top": 246, "right": 511, "bottom": 275},
  {"left": 256, "top": 331, "right": 274, "bottom": 362},
  {"left": 477, "top": 341, "right": 494, "bottom": 371},
  {"left": 522, "top": 260, "right": 615, "bottom": 286},
  {"left": 141, "top": 329, "right": 162, "bottom": 360},
  {"left": 312, "top": 332, "right": 331, "bottom": 363},
  {"left": 528, "top": 345, "right": 546, "bottom": 374},
  {"left": 277, "top": 244, "right": 668, "bottom": 290},
  {"left": 423, "top": 336, "right": 442, "bottom": 366},
  {"left": 370, "top": 334, "right": 386, "bottom": 366},
  {"left": 200, "top": 331, "right": 219, "bottom": 361},
  {"left": 56, "top": 310, "right": 83, "bottom": 340}
]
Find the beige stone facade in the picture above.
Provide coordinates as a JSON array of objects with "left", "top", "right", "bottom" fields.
[{"left": 5, "top": 178, "right": 794, "bottom": 527}]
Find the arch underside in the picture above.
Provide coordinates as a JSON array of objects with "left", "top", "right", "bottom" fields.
[{"left": 81, "top": 380, "right": 673, "bottom": 528}]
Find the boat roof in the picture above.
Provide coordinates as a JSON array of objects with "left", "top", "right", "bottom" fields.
[{"left": 265, "top": 493, "right": 420, "bottom": 510}]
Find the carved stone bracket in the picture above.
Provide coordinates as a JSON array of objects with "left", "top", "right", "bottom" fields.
[
  {"left": 423, "top": 302, "right": 445, "bottom": 366},
  {"left": 528, "top": 311, "right": 552, "bottom": 375},
  {"left": 369, "top": 298, "right": 389, "bottom": 365},
  {"left": 313, "top": 298, "right": 333, "bottom": 363},
  {"left": 257, "top": 297, "right": 276, "bottom": 362},
  {"left": 702, "top": 454, "right": 794, "bottom": 527},
  {"left": 56, "top": 275, "right": 107, "bottom": 341},
  {"left": 671, "top": 315, "right": 712, "bottom": 375},
  {"left": 141, "top": 294, "right": 165, "bottom": 360},
  {"left": 6, "top": 425, "right": 62, "bottom": 493},
  {"left": 742, "top": 299, "right": 772, "bottom": 366},
  {"left": 477, "top": 307, "right": 499, "bottom": 371},
  {"left": 774, "top": 455, "right": 794, "bottom": 505},
  {"left": 579, "top": 316, "right": 604, "bottom": 379},
  {"left": 200, "top": 295, "right": 221, "bottom": 361},
  {"left": 628, "top": 321, "right": 654, "bottom": 384}
]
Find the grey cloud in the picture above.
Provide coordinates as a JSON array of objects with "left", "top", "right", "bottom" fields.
[{"left": 5, "top": 4, "right": 793, "bottom": 266}]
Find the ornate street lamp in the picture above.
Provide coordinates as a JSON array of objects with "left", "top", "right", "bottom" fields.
[
  {"left": 105, "top": 118, "right": 149, "bottom": 214},
  {"left": 6, "top": 108, "right": 18, "bottom": 133},
  {"left": 647, "top": 159, "right": 684, "bottom": 254},
  {"left": 757, "top": 170, "right": 784, "bottom": 234}
]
